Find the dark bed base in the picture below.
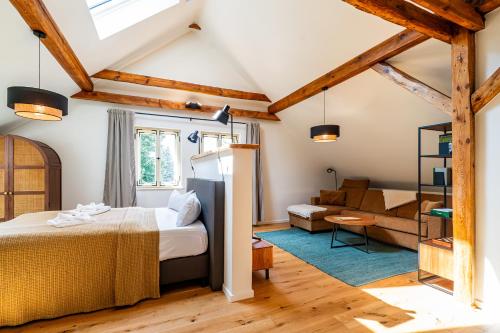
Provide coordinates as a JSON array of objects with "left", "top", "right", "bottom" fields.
[
  {"left": 159, "top": 178, "right": 225, "bottom": 291},
  {"left": 159, "top": 254, "right": 208, "bottom": 286}
]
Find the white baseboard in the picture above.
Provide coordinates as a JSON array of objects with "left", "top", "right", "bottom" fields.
[
  {"left": 223, "top": 284, "right": 254, "bottom": 302},
  {"left": 257, "top": 219, "right": 288, "bottom": 225}
]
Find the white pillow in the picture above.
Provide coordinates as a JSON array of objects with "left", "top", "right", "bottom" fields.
[
  {"left": 168, "top": 190, "right": 193, "bottom": 212},
  {"left": 176, "top": 194, "right": 201, "bottom": 227}
]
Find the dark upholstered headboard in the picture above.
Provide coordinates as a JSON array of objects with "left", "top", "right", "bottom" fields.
[{"left": 186, "top": 178, "right": 225, "bottom": 291}]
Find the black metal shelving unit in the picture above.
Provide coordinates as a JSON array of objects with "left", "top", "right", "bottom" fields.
[{"left": 417, "top": 122, "right": 453, "bottom": 295}]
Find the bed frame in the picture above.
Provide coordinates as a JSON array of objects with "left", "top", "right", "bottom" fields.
[{"left": 159, "top": 178, "right": 225, "bottom": 291}]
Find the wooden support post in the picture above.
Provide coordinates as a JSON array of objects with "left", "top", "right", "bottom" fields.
[{"left": 451, "top": 27, "right": 476, "bottom": 306}]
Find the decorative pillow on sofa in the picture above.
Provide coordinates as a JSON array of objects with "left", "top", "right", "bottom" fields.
[
  {"left": 319, "top": 190, "right": 345, "bottom": 205},
  {"left": 414, "top": 200, "right": 444, "bottom": 221},
  {"left": 341, "top": 179, "right": 370, "bottom": 189},
  {"left": 339, "top": 187, "right": 366, "bottom": 209}
]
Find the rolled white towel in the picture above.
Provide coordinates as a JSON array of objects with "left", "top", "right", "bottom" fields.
[
  {"left": 47, "top": 212, "right": 95, "bottom": 228},
  {"left": 73, "top": 202, "right": 111, "bottom": 215}
]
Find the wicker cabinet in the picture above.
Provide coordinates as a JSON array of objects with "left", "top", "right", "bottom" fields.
[{"left": 0, "top": 135, "right": 61, "bottom": 222}]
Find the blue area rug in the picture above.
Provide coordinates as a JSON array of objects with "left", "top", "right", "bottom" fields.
[{"left": 256, "top": 228, "right": 417, "bottom": 286}]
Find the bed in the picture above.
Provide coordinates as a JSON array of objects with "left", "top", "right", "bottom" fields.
[
  {"left": 0, "top": 178, "right": 224, "bottom": 326},
  {"left": 159, "top": 178, "right": 225, "bottom": 291}
]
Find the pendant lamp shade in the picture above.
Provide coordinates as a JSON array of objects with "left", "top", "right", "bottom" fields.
[
  {"left": 7, "top": 87, "right": 68, "bottom": 121},
  {"left": 310, "top": 87, "right": 340, "bottom": 143},
  {"left": 310, "top": 124, "right": 340, "bottom": 142},
  {"left": 6, "top": 30, "right": 68, "bottom": 121}
]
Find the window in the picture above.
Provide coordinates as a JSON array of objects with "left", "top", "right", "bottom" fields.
[
  {"left": 135, "top": 128, "right": 181, "bottom": 188},
  {"left": 86, "top": 0, "right": 180, "bottom": 40},
  {"left": 200, "top": 132, "right": 240, "bottom": 153}
]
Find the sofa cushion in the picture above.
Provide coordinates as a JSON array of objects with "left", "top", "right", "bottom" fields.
[
  {"left": 340, "top": 187, "right": 366, "bottom": 209},
  {"left": 319, "top": 190, "right": 346, "bottom": 205},
  {"left": 359, "top": 189, "right": 398, "bottom": 215},
  {"left": 374, "top": 215, "right": 427, "bottom": 237},
  {"left": 341, "top": 179, "right": 370, "bottom": 189},
  {"left": 396, "top": 200, "right": 419, "bottom": 219}
]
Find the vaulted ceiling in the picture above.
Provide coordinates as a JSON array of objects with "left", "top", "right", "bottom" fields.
[{"left": 2, "top": 0, "right": 493, "bottom": 132}]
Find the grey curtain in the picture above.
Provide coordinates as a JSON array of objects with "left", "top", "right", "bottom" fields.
[
  {"left": 246, "top": 123, "right": 263, "bottom": 224},
  {"left": 103, "top": 109, "right": 137, "bottom": 208}
]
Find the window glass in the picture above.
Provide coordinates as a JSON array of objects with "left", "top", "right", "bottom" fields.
[
  {"left": 137, "top": 130, "right": 157, "bottom": 186},
  {"left": 201, "top": 132, "right": 240, "bottom": 153},
  {"left": 136, "top": 128, "right": 180, "bottom": 188}
]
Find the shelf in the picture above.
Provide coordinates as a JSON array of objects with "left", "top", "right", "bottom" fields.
[
  {"left": 419, "top": 275, "right": 454, "bottom": 294},
  {"left": 420, "top": 154, "right": 452, "bottom": 158},
  {"left": 420, "top": 183, "right": 452, "bottom": 188},
  {"left": 422, "top": 184, "right": 451, "bottom": 187},
  {"left": 421, "top": 212, "right": 452, "bottom": 220},
  {"left": 419, "top": 122, "right": 452, "bottom": 132},
  {"left": 422, "top": 238, "right": 453, "bottom": 251}
]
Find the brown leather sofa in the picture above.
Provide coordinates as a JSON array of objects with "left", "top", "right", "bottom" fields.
[{"left": 289, "top": 180, "right": 451, "bottom": 250}]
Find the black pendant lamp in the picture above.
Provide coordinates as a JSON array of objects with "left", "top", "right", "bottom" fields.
[
  {"left": 310, "top": 87, "right": 339, "bottom": 142},
  {"left": 7, "top": 30, "right": 68, "bottom": 121}
]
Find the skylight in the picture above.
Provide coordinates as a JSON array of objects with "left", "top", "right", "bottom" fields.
[{"left": 86, "top": 0, "right": 180, "bottom": 40}]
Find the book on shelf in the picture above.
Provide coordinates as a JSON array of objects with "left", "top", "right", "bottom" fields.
[{"left": 430, "top": 208, "right": 453, "bottom": 218}]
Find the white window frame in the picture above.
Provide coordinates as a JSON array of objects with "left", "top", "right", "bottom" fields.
[
  {"left": 200, "top": 131, "right": 240, "bottom": 153},
  {"left": 135, "top": 127, "right": 181, "bottom": 189}
]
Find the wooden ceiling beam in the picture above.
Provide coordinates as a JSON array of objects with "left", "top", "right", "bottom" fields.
[
  {"left": 71, "top": 91, "right": 280, "bottom": 121},
  {"left": 372, "top": 62, "right": 451, "bottom": 114},
  {"left": 410, "top": 0, "right": 484, "bottom": 31},
  {"left": 477, "top": 0, "right": 500, "bottom": 14},
  {"left": 472, "top": 67, "right": 500, "bottom": 114},
  {"left": 268, "top": 29, "right": 429, "bottom": 114},
  {"left": 9, "top": 0, "right": 93, "bottom": 91},
  {"left": 343, "top": 0, "right": 454, "bottom": 43},
  {"left": 92, "top": 69, "right": 271, "bottom": 102}
]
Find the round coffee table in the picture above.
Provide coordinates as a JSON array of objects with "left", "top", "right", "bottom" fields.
[{"left": 324, "top": 215, "right": 376, "bottom": 253}]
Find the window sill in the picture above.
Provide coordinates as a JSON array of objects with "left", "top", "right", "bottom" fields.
[{"left": 137, "top": 186, "right": 184, "bottom": 191}]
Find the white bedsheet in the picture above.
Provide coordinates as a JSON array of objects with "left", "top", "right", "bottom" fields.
[{"left": 155, "top": 208, "right": 208, "bottom": 261}]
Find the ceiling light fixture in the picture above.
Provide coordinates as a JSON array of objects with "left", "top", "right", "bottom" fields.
[
  {"left": 185, "top": 101, "right": 202, "bottom": 109},
  {"left": 7, "top": 30, "right": 68, "bottom": 121},
  {"left": 310, "top": 87, "right": 340, "bottom": 142},
  {"left": 212, "top": 105, "right": 234, "bottom": 143},
  {"left": 187, "top": 130, "right": 199, "bottom": 143}
]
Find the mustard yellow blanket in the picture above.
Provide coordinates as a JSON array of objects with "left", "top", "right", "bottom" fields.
[{"left": 0, "top": 208, "right": 159, "bottom": 327}]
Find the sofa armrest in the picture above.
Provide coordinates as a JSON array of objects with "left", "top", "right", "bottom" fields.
[{"left": 311, "top": 196, "right": 320, "bottom": 205}]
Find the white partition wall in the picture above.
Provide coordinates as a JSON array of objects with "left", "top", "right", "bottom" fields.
[{"left": 193, "top": 146, "right": 256, "bottom": 302}]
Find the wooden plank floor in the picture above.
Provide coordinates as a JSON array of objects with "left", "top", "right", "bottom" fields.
[{"left": 1, "top": 224, "right": 497, "bottom": 333}]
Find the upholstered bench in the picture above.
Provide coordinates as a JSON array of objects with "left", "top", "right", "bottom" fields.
[{"left": 287, "top": 204, "right": 336, "bottom": 233}]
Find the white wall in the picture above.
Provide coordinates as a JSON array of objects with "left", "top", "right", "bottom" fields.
[{"left": 475, "top": 9, "right": 500, "bottom": 310}]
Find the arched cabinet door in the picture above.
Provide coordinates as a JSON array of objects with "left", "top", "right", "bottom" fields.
[
  {"left": 0, "top": 135, "right": 61, "bottom": 222},
  {"left": 0, "top": 136, "right": 6, "bottom": 222},
  {"left": 11, "top": 136, "right": 47, "bottom": 218}
]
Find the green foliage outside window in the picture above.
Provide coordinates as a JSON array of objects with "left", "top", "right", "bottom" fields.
[
  {"left": 140, "top": 132, "right": 156, "bottom": 184},
  {"left": 137, "top": 129, "right": 179, "bottom": 187}
]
